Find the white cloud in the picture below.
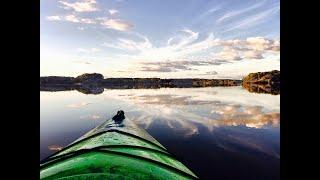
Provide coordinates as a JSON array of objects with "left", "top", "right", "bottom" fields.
[
  {"left": 105, "top": 31, "right": 204, "bottom": 60},
  {"left": 80, "top": 18, "right": 96, "bottom": 24},
  {"left": 102, "top": 36, "right": 152, "bottom": 53},
  {"left": 77, "top": 48, "right": 101, "bottom": 53},
  {"left": 246, "top": 37, "right": 280, "bottom": 51},
  {"left": 108, "top": 9, "right": 119, "bottom": 15},
  {"left": 46, "top": 16, "right": 61, "bottom": 21},
  {"left": 215, "top": 46, "right": 241, "bottom": 61},
  {"left": 217, "top": 0, "right": 266, "bottom": 23},
  {"left": 73, "top": 60, "right": 91, "bottom": 65},
  {"left": 47, "top": 14, "right": 134, "bottom": 32},
  {"left": 168, "top": 29, "right": 199, "bottom": 49},
  {"left": 65, "top": 15, "right": 80, "bottom": 23},
  {"left": 212, "top": 37, "right": 279, "bottom": 61},
  {"left": 47, "top": 14, "right": 97, "bottom": 24},
  {"left": 215, "top": 37, "right": 279, "bottom": 53},
  {"left": 100, "top": 19, "right": 134, "bottom": 31},
  {"left": 224, "top": 4, "right": 280, "bottom": 32},
  {"left": 59, "top": 0, "right": 99, "bottom": 12},
  {"left": 102, "top": 30, "right": 279, "bottom": 65},
  {"left": 243, "top": 50, "right": 263, "bottom": 59}
]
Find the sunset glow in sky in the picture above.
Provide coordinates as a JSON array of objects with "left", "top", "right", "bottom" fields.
[{"left": 40, "top": 0, "right": 279, "bottom": 79}]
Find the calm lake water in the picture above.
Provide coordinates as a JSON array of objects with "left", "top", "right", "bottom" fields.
[{"left": 40, "top": 86, "right": 280, "bottom": 179}]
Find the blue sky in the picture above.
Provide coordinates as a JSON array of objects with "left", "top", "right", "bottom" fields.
[{"left": 40, "top": 0, "right": 280, "bottom": 79}]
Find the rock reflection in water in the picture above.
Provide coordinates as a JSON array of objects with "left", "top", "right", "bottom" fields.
[
  {"left": 40, "top": 85, "right": 104, "bottom": 95},
  {"left": 242, "top": 83, "right": 280, "bottom": 95}
]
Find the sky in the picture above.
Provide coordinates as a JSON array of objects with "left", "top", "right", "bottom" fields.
[{"left": 40, "top": 0, "right": 280, "bottom": 79}]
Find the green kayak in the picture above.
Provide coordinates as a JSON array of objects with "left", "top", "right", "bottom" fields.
[{"left": 40, "top": 111, "right": 198, "bottom": 179}]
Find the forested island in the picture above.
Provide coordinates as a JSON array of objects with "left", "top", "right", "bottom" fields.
[{"left": 242, "top": 70, "right": 280, "bottom": 95}]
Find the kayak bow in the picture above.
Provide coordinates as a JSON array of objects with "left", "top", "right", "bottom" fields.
[{"left": 40, "top": 111, "right": 198, "bottom": 179}]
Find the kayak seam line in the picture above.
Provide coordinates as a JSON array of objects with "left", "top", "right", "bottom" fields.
[
  {"left": 41, "top": 129, "right": 168, "bottom": 163},
  {"left": 83, "top": 128, "right": 166, "bottom": 150},
  {"left": 53, "top": 172, "right": 135, "bottom": 180},
  {"left": 40, "top": 148, "right": 198, "bottom": 179},
  {"left": 41, "top": 145, "right": 177, "bottom": 166},
  {"left": 94, "top": 145, "right": 175, "bottom": 158}
]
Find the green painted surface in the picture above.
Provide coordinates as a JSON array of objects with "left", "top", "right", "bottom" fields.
[
  {"left": 101, "top": 147, "right": 195, "bottom": 176},
  {"left": 54, "top": 131, "right": 168, "bottom": 157},
  {"left": 41, "top": 152, "right": 194, "bottom": 180},
  {"left": 40, "top": 118, "right": 198, "bottom": 179}
]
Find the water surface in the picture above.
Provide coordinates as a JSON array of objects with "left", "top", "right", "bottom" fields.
[{"left": 40, "top": 86, "right": 279, "bottom": 179}]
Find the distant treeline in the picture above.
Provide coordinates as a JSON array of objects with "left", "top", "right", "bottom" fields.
[
  {"left": 40, "top": 73, "right": 242, "bottom": 89},
  {"left": 40, "top": 71, "right": 280, "bottom": 95}
]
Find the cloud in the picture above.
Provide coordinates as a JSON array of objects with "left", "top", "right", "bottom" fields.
[
  {"left": 65, "top": 14, "right": 80, "bottom": 23},
  {"left": 215, "top": 46, "right": 241, "bottom": 61},
  {"left": 140, "top": 61, "right": 195, "bottom": 72},
  {"left": 140, "top": 66, "right": 178, "bottom": 72},
  {"left": 65, "top": 15, "right": 96, "bottom": 24},
  {"left": 213, "top": 37, "right": 279, "bottom": 60},
  {"left": 167, "top": 29, "right": 199, "bottom": 49},
  {"left": 46, "top": 16, "right": 61, "bottom": 21},
  {"left": 102, "top": 29, "right": 279, "bottom": 65},
  {"left": 100, "top": 19, "right": 134, "bottom": 31},
  {"left": 73, "top": 60, "right": 91, "bottom": 65},
  {"left": 217, "top": 37, "right": 280, "bottom": 52},
  {"left": 103, "top": 30, "right": 217, "bottom": 60},
  {"left": 206, "top": 71, "right": 218, "bottom": 75},
  {"left": 223, "top": 2, "right": 280, "bottom": 32},
  {"left": 246, "top": 37, "right": 280, "bottom": 51},
  {"left": 243, "top": 50, "right": 263, "bottom": 59},
  {"left": 102, "top": 35, "right": 152, "bottom": 52},
  {"left": 80, "top": 18, "right": 96, "bottom": 24},
  {"left": 47, "top": 14, "right": 97, "bottom": 24},
  {"left": 139, "top": 60, "right": 227, "bottom": 72},
  {"left": 77, "top": 48, "right": 101, "bottom": 53},
  {"left": 217, "top": 0, "right": 266, "bottom": 23},
  {"left": 201, "top": 71, "right": 218, "bottom": 75},
  {"left": 108, "top": 9, "right": 119, "bottom": 15},
  {"left": 47, "top": 14, "right": 134, "bottom": 32},
  {"left": 59, "top": 0, "right": 99, "bottom": 12}
]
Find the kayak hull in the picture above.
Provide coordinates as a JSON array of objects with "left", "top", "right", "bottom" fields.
[{"left": 40, "top": 117, "right": 197, "bottom": 179}]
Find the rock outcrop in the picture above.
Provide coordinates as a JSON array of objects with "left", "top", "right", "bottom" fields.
[
  {"left": 75, "top": 73, "right": 104, "bottom": 84},
  {"left": 242, "top": 70, "right": 280, "bottom": 95}
]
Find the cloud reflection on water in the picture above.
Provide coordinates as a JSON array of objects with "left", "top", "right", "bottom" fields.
[
  {"left": 66, "top": 102, "right": 92, "bottom": 108},
  {"left": 41, "top": 86, "right": 280, "bottom": 162},
  {"left": 48, "top": 145, "right": 63, "bottom": 151},
  {"left": 103, "top": 87, "right": 279, "bottom": 136}
]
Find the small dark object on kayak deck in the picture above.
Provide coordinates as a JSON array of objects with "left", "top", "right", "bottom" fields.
[{"left": 112, "top": 110, "right": 125, "bottom": 122}]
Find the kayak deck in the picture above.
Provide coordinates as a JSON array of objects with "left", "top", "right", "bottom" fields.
[{"left": 40, "top": 117, "right": 198, "bottom": 179}]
